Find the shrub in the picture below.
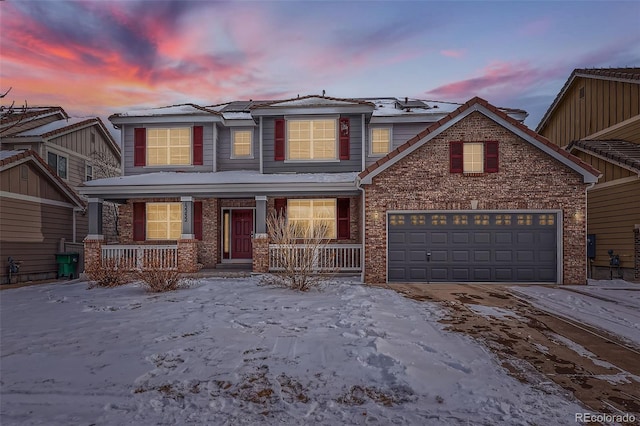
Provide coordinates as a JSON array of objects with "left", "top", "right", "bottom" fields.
[
  {"left": 135, "top": 259, "right": 190, "bottom": 293},
  {"left": 262, "top": 212, "right": 335, "bottom": 291},
  {"left": 86, "top": 257, "right": 131, "bottom": 289}
]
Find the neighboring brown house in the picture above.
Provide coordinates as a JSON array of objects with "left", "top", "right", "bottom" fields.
[
  {"left": 81, "top": 96, "right": 598, "bottom": 285},
  {"left": 0, "top": 150, "right": 85, "bottom": 283},
  {"left": 537, "top": 68, "right": 640, "bottom": 281}
]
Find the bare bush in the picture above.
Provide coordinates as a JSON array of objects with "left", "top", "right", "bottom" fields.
[
  {"left": 86, "top": 257, "right": 131, "bottom": 288},
  {"left": 262, "top": 212, "right": 336, "bottom": 291},
  {"left": 135, "top": 260, "right": 189, "bottom": 293}
]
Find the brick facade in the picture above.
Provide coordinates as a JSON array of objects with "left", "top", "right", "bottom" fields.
[
  {"left": 362, "top": 112, "right": 589, "bottom": 285},
  {"left": 177, "top": 239, "right": 199, "bottom": 273},
  {"left": 83, "top": 237, "right": 103, "bottom": 273},
  {"left": 252, "top": 234, "right": 270, "bottom": 273}
]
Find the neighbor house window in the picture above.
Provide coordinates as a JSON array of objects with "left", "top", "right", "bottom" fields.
[
  {"left": 287, "top": 119, "right": 337, "bottom": 160},
  {"left": 47, "top": 151, "right": 68, "bottom": 179},
  {"left": 370, "top": 127, "right": 391, "bottom": 156},
  {"left": 146, "top": 203, "right": 182, "bottom": 240},
  {"left": 287, "top": 199, "right": 337, "bottom": 238},
  {"left": 147, "top": 128, "right": 191, "bottom": 166},
  {"left": 85, "top": 164, "right": 93, "bottom": 181},
  {"left": 450, "top": 141, "right": 499, "bottom": 174},
  {"left": 232, "top": 130, "right": 253, "bottom": 158}
]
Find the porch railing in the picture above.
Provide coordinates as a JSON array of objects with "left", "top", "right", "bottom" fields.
[
  {"left": 101, "top": 245, "right": 178, "bottom": 270},
  {"left": 269, "top": 244, "right": 362, "bottom": 272}
]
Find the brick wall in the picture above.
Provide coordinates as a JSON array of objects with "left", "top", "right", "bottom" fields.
[
  {"left": 252, "top": 234, "right": 270, "bottom": 273},
  {"left": 362, "top": 112, "right": 589, "bottom": 284}
]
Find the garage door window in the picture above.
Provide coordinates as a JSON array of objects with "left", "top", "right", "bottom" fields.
[
  {"left": 495, "top": 214, "right": 512, "bottom": 225},
  {"left": 517, "top": 214, "right": 533, "bottom": 225},
  {"left": 453, "top": 215, "right": 468, "bottom": 225},
  {"left": 539, "top": 214, "right": 555, "bottom": 225}
]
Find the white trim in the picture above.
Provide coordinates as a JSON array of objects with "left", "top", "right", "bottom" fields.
[
  {"left": 180, "top": 196, "right": 194, "bottom": 202},
  {"left": 0, "top": 191, "right": 78, "bottom": 209},
  {"left": 259, "top": 117, "right": 264, "bottom": 174},
  {"left": 213, "top": 123, "right": 218, "bottom": 172},
  {"left": 230, "top": 128, "right": 255, "bottom": 159},
  {"left": 589, "top": 175, "right": 639, "bottom": 191},
  {"left": 46, "top": 149, "right": 69, "bottom": 180}
]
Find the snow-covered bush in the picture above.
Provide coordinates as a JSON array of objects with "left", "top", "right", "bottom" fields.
[{"left": 135, "top": 260, "right": 189, "bottom": 293}]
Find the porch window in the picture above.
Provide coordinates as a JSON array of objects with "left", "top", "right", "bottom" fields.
[
  {"left": 370, "top": 127, "right": 391, "bottom": 156},
  {"left": 232, "top": 129, "right": 253, "bottom": 158},
  {"left": 288, "top": 199, "right": 336, "bottom": 238},
  {"left": 287, "top": 119, "right": 337, "bottom": 160},
  {"left": 146, "top": 203, "right": 182, "bottom": 240},
  {"left": 147, "top": 128, "right": 191, "bottom": 166}
]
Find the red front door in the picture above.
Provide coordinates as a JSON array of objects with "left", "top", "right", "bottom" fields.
[{"left": 231, "top": 210, "right": 253, "bottom": 259}]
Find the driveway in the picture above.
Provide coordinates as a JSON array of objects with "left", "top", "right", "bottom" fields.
[{"left": 386, "top": 283, "right": 640, "bottom": 418}]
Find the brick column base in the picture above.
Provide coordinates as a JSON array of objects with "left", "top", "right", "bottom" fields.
[
  {"left": 634, "top": 225, "right": 639, "bottom": 282},
  {"left": 83, "top": 236, "right": 104, "bottom": 273},
  {"left": 252, "top": 233, "right": 270, "bottom": 273},
  {"left": 177, "top": 239, "right": 200, "bottom": 273}
]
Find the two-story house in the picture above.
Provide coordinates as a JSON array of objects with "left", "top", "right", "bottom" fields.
[
  {"left": 537, "top": 68, "right": 640, "bottom": 281},
  {"left": 1, "top": 106, "right": 121, "bottom": 283},
  {"left": 80, "top": 95, "right": 600, "bottom": 284}
]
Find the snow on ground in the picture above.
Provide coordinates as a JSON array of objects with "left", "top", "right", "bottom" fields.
[
  {"left": 510, "top": 279, "right": 640, "bottom": 347},
  {"left": 1, "top": 277, "right": 584, "bottom": 425}
]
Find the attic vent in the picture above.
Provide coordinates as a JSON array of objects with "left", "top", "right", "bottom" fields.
[
  {"left": 20, "top": 165, "right": 28, "bottom": 180},
  {"left": 579, "top": 87, "right": 585, "bottom": 99}
]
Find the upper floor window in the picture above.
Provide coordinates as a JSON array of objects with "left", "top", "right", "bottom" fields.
[
  {"left": 47, "top": 151, "right": 68, "bottom": 179},
  {"left": 287, "top": 119, "right": 337, "bottom": 161},
  {"left": 370, "top": 127, "right": 391, "bottom": 156},
  {"left": 146, "top": 202, "right": 182, "bottom": 240},
  {"left": 134, "top": 126, "right": 203, "bottom": 167},
  {"left": 232, "top": 129, "right": 253, "bottom": 158},
  {"left": 147, "top": 128, "right": 191, "bottom": 166},
  {"left": 450, "top": 141, "right": 499, "bottom": 174},
  {"left": 86, "top": 164, "right": 93, "bottom": 181}
]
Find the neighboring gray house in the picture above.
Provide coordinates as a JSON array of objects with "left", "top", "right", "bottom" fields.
[{"left": 79, "top": 95, "right": 599, "bottom": 284}]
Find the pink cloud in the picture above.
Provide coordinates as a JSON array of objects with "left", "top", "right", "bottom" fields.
[
  {"left": 518, "top": 17, "right": 552, "bottom": 37},
  {"left": 440, "top": 49, "right": 466, "bottom": 59}
]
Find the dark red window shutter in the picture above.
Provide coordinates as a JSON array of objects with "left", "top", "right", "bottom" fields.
[
  {"left": 485, "top": 141, "right": 499, "bottom": 173},
  {"left": 274, "top": 119, "right": 285, "bottom": 161},
  {"left": 450, "top": 141, "right": 463, "bottom": 173},
  {"left": 339, "top": 117, "right": 350, "bottom": 160},
  {"left": 133, "top": 202, "right": 145, "bottom": 241},
  {"left": 274, "top": 198, "right": 286, "bottom": 217},
  {"left": 193, "top": 126, "right": 203, "bottom": 165},
  {"left": 194, "top": 201, "right": 203, "bottom": 240},
  {"left": 337, "top": 198, "right": 350, "bottom": 240},
  {"left": 134, "top": 128, "right": 146, "bottom": 166}
]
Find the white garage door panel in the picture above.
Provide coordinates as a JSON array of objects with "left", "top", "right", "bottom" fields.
[{"left": 388, "top": 212, "right": 558, "bottom": 283}]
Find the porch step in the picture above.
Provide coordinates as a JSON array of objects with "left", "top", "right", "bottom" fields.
[{"left": 214, "top": 263, "right": 252, "bottom": 271}]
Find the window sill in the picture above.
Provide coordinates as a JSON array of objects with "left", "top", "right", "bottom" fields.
[
  {"left": 462, "top": 172, "right": 486, "bottom": 177},
  {"left": 230, "top": 156, "right": 255, "bottom": 160},
  {"left": 142, "top": 165, "right": 196, "bottom": 169},
  {"left": 284, "top": 159, "right": 340, "bottom": 163}
]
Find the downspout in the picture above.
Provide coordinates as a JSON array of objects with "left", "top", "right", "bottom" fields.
[
  {"left": 584, "top": 181, "right": 596, "bottom": 283},
  {"left": 356, "top": 177, "right": 365, "bottom": 284},
  {"left": 213, "top": 123, "right": 217, "bottom": 172},
  {"left": 259, "top": 117, "right": 264, "bottom": 174}
]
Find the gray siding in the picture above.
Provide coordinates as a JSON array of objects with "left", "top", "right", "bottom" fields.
[
  {"left": 262, "top": 115, "right": 362, "bottom": 174},
  {"left": 217, "top": 126, "right": 260, "bottom": 171},
  {"left": 123, "top": 122, "right": 215, "bottom": 175},
  {"left": 365, "top": 123, "right": 431, "bottom": 168}
]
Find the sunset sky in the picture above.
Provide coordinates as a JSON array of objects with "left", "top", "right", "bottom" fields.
[{"left": 1, "top": 0, "right": 639, "bottom": 134}]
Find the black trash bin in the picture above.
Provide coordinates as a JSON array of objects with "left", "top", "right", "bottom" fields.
[{"left": 55, "top": 252, "right": 79, "bottom": 279}]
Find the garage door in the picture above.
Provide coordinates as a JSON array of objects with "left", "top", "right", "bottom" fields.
[{"left": 388, "top": 212, "right": 558, "bottom": 283}]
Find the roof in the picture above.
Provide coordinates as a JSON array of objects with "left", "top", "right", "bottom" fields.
[
  {"left": 536, "top": 67, "right": 640, "bottom": 132},
  {"left": 358, "top": 96, "right": 601, "bottom": 185},
  {"left": 0, "top": 106, "right": 68, "bottom": 126},
  {"left": 567, "top": 139, "right": 640, "bottom": 174},
  {"left": 109, "top": 103, "right": 219, "bottom": 119},
  {"left": 79, "top": 171, "right": 359, "bottom": 199},
  {"left": 0, "top": 150, "right": 86, "bottom": 208},
  {"left": 251, "top": 95, "right": 375, "bottom": 109}
]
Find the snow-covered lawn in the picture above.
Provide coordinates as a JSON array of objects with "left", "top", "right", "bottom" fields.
[
  {"left": 510, "top": 279, "right": 640, "bottom": 347},
  {"left": 1, "top": 277, "right": 584, "bottom": 425}
]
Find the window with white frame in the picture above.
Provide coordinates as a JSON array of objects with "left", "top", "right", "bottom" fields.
[
  {"left": 287, "top": 199, "right": 336, "bottom": 238},
  {"left": 287, "top": 119, "right": 337, "bottom": 160},
  {"left": 47, "top": 151, "right": 68, "bottom": 179},
  {"left": 146, "top": 203, "right": 182, "bottom": 240},
  {"left": 147, "top": 128, "right": 191, "bottom": 166},
  {"left": 232, "top": 129, "right": 253, "bottom": 158},
  {"left": 463, "top": 142, "right": 484, "bottom": 173},
  {"left": 370, "top": 127, "right": 391, "bottom": 156},
  {"left": 85, "top": 164, "right": 93, "bottom": 181}
]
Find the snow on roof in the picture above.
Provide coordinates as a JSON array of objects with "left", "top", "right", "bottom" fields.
[
  {"left": 83, "top": 170, "right": 358, "bottom": 187},
  {"left": 112, "top": 104, "right": 216, "bottom": 118},
  {"left": 0, "top": 150, "right": 24, "bottom": 161},
  {"left": 368, "top": 98, "right": 461, "bottom": 117},
  {"left": 254, "top": 96, "right": 373, "bottom": 109},
  {"left": 222, "top": 112, "right": 254, "bottom": 121},
  {"left": 14, "top": 117, "right": 91, "bottom": 136}
]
